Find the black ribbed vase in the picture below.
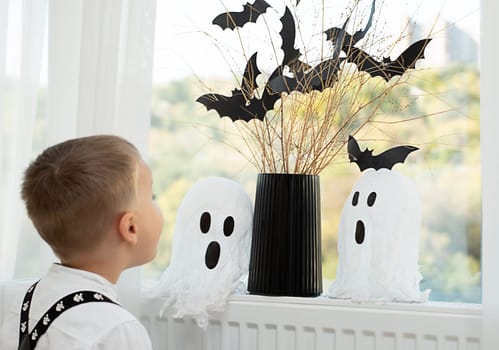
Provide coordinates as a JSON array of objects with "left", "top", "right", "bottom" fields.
[{"left": 248, "top": 173, "right": 322, "bottom": 297}]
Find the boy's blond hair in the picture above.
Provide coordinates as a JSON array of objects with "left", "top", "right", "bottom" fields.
[{"left": 21, "top": 135, "right": 141, "bottom": 260}]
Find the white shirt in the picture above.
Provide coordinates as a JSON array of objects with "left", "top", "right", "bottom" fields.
[{"left": 0, "top": 264, "right": 153, "bottom": 350}]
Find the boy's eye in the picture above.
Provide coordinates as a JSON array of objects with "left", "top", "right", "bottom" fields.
[{"left": 152, "top": 194, "right": 157, "bottom": 200}]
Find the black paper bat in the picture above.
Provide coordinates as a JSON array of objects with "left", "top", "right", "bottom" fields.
[
  {"left": 348, "top": 135, "right": 418, "bottom": 171},
  {"left": 346, "top": 39, "right": 432, "bottom": 81},
  {"left": 278, "top": 6, "right": 310, "bottom": 72},
  {"left": 212, "top": 0, "right": 271, "bottom": 30},
  {"left": 268, "top": 57, "right": 344, "bottom": 94},
  {"left": 267, "top": 6, "right": 345, "bottom": 95},
  {"left": 196, "top": 53, "right": 279, "bottom": 122},
  {"left": 267, "top": 6, "right": 311, "bottom": 86},
  {"left": 324, "top": 0, "right": 376, "bottom": 57}
]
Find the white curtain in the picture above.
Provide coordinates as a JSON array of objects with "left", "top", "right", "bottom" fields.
[{"left": 0, "top": 0, "right": 156, "bottom": 316}]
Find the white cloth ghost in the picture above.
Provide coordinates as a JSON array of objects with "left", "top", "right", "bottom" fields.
[
  {"left": 329, "top": 169, "right": 430, "bottom": 302},
  {"left": 152, "top": 177, "right": 253, "bottom": 328}
]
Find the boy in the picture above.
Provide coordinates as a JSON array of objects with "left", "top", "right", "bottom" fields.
[{"left": 0, "top": 135, "right": 163, "bottom": 349}]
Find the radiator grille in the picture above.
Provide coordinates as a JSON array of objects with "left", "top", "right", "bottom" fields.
[{"left": 142, "top": 295, "right": 482, "bottom": 350}]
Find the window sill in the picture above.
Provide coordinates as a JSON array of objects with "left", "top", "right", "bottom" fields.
[{"left": 228, "top": 293, "right": 482, "bottom": 315}]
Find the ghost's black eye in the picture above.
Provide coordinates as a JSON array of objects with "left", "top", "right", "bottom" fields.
[
  {"left": 223, "top": 216, "right": 235, "bottom": 237},
  {"left": 200, "top": 212, "right": 211, "bottom": 233},
  {"left": 367, "top": 192, "right": 377, "bottom": 207},
  {"left": 352, "top": 191, "right": 360, "bottom": 206}
]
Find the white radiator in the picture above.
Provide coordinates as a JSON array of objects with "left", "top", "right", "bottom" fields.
[
  {"left": 141, "top": 295, "right": 482, "bottom": 350},
  {"left": 1, "top": 282, "right": 482, "bottom": 349}
]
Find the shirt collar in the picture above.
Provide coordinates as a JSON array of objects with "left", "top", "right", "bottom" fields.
[{"left": 49, "top": 263, "right": 120, "bottom": 302}]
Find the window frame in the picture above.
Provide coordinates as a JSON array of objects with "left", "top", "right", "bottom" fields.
[
  {"left": 480, "top": 0, "right": 498, "bottom": 346},
  {"left": 150, "top": 0, "right": 496, "bottom": 342}
]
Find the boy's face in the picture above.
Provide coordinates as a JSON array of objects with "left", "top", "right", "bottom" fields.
[{"left": 133, "top": 160, "right": 164, "bottom": 265}]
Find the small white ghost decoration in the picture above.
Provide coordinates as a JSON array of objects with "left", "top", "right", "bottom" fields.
[
  {"left": 328, "top": 136, "right": 430, "bottom": 302},
  {"left": 153, "top": 177, "right": 253, "bottom": 328}
]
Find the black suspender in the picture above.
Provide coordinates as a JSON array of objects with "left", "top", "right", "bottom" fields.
[
  {"left": 18, "top": 281, "right": 39, "bottom": 350},
  {"left": 18, "top": 281, "right": 120, "bottom": 350}
]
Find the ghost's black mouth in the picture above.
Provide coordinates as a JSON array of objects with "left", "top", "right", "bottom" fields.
[
  {"left": 205, "top": 241, "right": 221, "bottom": 269},
  {"left": 355, "top": 220, "right": 365, "bottom": 244}
]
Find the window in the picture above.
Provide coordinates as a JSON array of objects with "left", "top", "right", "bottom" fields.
[{"left": 147, "top": 0, "right": 480, "bottom": 303}]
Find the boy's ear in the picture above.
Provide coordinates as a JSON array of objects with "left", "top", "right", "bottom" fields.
[{"left": 118, "top": 212, "right": 138, "bottom": 244}]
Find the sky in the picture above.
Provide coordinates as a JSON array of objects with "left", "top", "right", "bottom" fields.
[{"left": 153, "top": 0, "right": 480, "bottom": 83}]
